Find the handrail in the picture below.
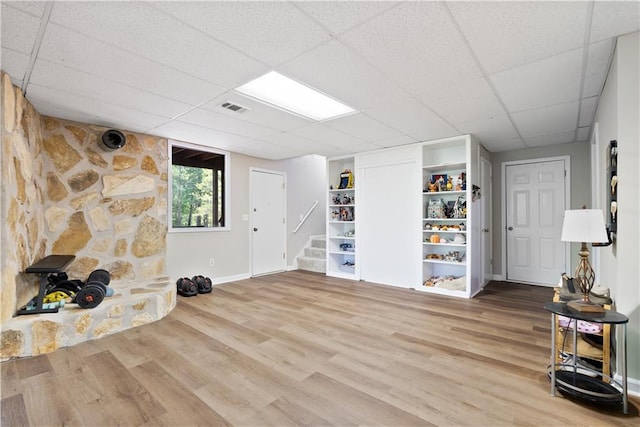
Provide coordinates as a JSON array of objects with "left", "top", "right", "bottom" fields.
[{"left": 293, "top": 200, "right": 319, "bottom": 234}]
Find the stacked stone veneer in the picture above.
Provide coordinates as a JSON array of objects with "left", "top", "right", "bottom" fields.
[{"left": 1, "top": 72, "right": 175, "bottom": 358}]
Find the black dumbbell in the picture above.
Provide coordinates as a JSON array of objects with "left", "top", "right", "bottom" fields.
[
  {"left": 176, "top": 277, "right": 197, "bottom": 297},
  {"left": 75, "top": 281, "right": 106, "bottom": 308}
]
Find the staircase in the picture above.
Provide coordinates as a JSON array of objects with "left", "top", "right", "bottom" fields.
[{"left": 296, "top": 235, "right": 326, "bottom": 273}]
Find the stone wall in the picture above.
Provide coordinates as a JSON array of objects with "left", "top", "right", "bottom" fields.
[
  {"left": 1, "top": 73, "right": 47, "bottom": 323},
  {"left": 1, "top": 73, "right": 169, "bottom": 323}
]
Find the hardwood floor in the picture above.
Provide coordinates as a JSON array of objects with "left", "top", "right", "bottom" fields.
[{"left": 2, "top": 271, "right": 637, "bottom": 426}]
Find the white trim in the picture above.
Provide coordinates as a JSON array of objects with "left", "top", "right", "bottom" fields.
[
  {"left": 249, "top": 167, "right": 287, "bottom": 277},
  {"left": 614, "top": 373, "right": 640, "bottom": 397},
  {"left": 167, "top": 140, "right": 231, "bottom": 232},
  {"left": 501, "top": 156, "right": 571, "bottom": 282},
  {"left": 491, "top": 274, "right": 505, "bottom": 281},
  {"left": 211, "top": 273, "right": 251, "bottom": 285},
  {"left": 590, "top": 123, "right": 602, "bottom": 275}
]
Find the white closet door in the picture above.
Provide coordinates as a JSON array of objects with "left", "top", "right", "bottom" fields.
[{"left": 359, "top": 161, "right": 420, "bottom": 288}]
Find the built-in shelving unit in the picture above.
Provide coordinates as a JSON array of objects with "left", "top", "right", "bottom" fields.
[
  {"left": 418, "top": 136, "right": 479, "bottom": 297},
  {"left": 326, "top": 156, "right": 358, "bottom": 280}
]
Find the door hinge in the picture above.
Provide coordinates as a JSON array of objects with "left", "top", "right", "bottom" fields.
[
  {"left": 283, "top": 252, "right": 285, "bottom": 259},
  {"left": 564, "top": 169, "right": 567, "bottom": 177},
  {"left": 282, "top": 218, "right": 285, "bottom": 224}
]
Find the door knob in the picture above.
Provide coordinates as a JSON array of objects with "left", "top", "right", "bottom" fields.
[
  {"left": 253, "top": 228, "right": 258, "bottom": 232},
  {"left": 508, "top": 226, "right": 513, "bottom": 231},
  {"left": 482, "top": 228, "right": 489, "bottom": 233}
]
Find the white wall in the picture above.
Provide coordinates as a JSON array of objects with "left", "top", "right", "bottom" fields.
[
  {"left": 594, "top": 31, "right": 640, "bottom": 387},
  {"left": 273, "top": 154, "right": 327, "bottom": 267}
]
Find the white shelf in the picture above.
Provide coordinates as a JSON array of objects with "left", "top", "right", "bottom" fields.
[
  {"left": 329, "top": 188, "right": 354, "bottom": 192},
  {"left": 423, "top": 230, "right": 466, "bottom": 234},
  {"left": 423, "top": 218, "right": 466, "bottom": 221},
  {"left": 329, "top": 250, "right": 356, "bottom": 255},
  {"left": 423, "top": 259, "right": 466, "bottom": 266},
  {"left": 423, "top": 162, "right": 466, "bottom": 171},
  {"left": 423, "top": 190, "right": 466, "bottom": 196},
  {"left": 329, "top": 220, "right": 355, "bottom": 224},
  {"left": 329, "top": 236, "right": 355, "bottom": 240},
  {"left": 329, "top": 204, "right": 355, "bottom": 207},
  {"left": 423, "top": 242, "right": 466, "bottom": 247}
]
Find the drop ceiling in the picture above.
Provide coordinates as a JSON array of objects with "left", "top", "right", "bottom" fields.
[{"left": 2, "top": 1, "right": 639, "bottom": 160}]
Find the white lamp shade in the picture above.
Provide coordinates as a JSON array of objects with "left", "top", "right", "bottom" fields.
[{"left": 560, "top": 209, "right": 608, "bottom": 243}]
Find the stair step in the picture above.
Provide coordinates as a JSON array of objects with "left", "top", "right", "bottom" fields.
[
  {"left": 297, "top": 256, "right": 326, "bottom": 273},
  {"left": 304, "top": 247, "right": 326, "bottom": 258},
  {"left": 310, "top": 236, "right": 326, "bottom": 249}
]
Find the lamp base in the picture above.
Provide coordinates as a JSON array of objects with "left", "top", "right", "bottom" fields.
[{"left": 567, "top": 299, "right": 605, "bottom": 313}]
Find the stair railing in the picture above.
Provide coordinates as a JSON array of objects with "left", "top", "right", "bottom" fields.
[{"left": 293, "top": 200, "right": 319, "bottom": 234}]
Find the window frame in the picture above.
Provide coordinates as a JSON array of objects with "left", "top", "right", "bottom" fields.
[{"left": 168, "top": 140, "right": 231, "bottom": 233}]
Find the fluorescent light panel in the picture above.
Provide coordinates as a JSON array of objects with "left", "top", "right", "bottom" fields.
[{"left": 235, "top": 71, "right": 355, "bottom": 121}]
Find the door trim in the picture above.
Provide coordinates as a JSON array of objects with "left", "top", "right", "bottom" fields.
[
  {"left": 249, "top": 167, "right": 287, "bottom": 277},
  {"left": 481, "top": 156, "right": 492, "bottom": 287},
  {"left": 500, "top": 156, "right": 571, "bottom": 283}
]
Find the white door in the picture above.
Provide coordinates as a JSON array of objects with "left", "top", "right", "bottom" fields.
[
  {"left": 251, "top": 169, "right": 286, "bottom": 276},
  {"left": 481, "top": 157, "right": 492, "bottom": 286},
  {"left": 506, "top": 160, "right": 566, "bottom": 285}
]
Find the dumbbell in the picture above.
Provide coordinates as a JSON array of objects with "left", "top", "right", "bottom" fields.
[
  {"left": 87, "top": 269, "right": 114, "bottom": 297},
  {"left": 176, "top": 277, "right": 197, "bottom": 297},
  {"left": 191, "top": 275, "right": 212, "bottom": 294}
]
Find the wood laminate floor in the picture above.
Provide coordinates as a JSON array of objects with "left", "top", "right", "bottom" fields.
[{"left": 2, "top": 271, "right": 638, "bottom": 426}]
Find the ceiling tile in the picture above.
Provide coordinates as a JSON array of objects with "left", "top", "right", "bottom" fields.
[
  {"left": 26, "top": 84, "right": 167, "bottom": 133},
  {"left": 1, "top": 48, "right": 30, "bottom": 86},
  {"left": 151, "top": 1, "right": 331, "bottom": 67},
  {"left": 579, "top": 96, "right": 598, "bottom": 128},
  {"left": 362, "top": 95, "right": 458, "bottom": 142},
  {"left": 511, "top": 101, "right": 579, "bottom": 137},
  {"left": 480, "top": 137, "right": 527, "bottom": 153},
  {"left": 341, "top": 2, "right": 482, "bottom": 95},
  {"left": 418, "top": 76, "right": 505, "bottom": 125},
  {"left": 0, "top": 4, "right": 42, "bottom": 54},
  {"left": 49, "top": 2, "right": 267, "bottom": 88},
  {"left": 149, "top": 120, "right": 254, "bottom": 150},
  {"left": 491, "top": 48, "right": 583, "bottom": 113},
  {"left": 290, "top": 123, "right": 365, "bottom": 148},
  {"left": 200, "top": 93, "right": 311, "bottom": 132},
  {"left": 448, "top": 1, "right": 589, "bottom": 74},
  {"left": 259, "top": 132, "right": 336, "bottom": 156},
  {"left": 455, "top": 112, "right": 521, "bottom": 150},
  {"left": 590, "top": 1, "right": 640, "bottom": 43},
  {"left": 3, "top": 1, "right": 46, "bottom": 17},
  {"left": 30, "top": 59, "right": 192, "bottom": 119},
  {"left": 576, "top": 127, "right": 591, "bottom": 142},
  {"left": 279, "top": 39, "right": 406, "bottom": 112},
  {"left": 524, "top": 130, "right": 575, "bottom": 148},
  {"left": 37, "top": 24, "right": 228, "bottom": 106},
  {"left": 583, "top": 39, "right": 614, "bottom": 98},
  {"left": 176, "top": 108, "right": 281, "bottom": 139},
  {"left": 373, "top": 135, "right": 418, "bottom": 149},
  {"left": 228, "top": 139, "right": 307, "bottom": 160},
  {"left": 296, "top": 1, "right": 398, "bottom": 35},
  {"left": 324, "top": 113, "right": 402, "bottom": 142}
]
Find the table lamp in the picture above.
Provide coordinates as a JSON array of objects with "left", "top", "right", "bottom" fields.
[{"left": 560, "top": 208, "right": 609, "bottom": 313}]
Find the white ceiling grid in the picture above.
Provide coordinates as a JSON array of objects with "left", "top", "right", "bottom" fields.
[{"left": 1, "top": 1, "right": 639, "bottom": 159}]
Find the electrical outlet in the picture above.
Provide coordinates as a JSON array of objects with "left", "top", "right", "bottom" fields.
[{"left": 209, "top": 258, "right": 215, "bottom": 267}]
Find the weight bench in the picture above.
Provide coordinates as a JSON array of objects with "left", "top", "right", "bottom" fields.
[{"left": 17, "top": 254, "right": 75, "bottom": 316}]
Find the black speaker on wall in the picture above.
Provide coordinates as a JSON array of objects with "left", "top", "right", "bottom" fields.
[{"left": 101, "top": 129, "right": 126, "bottom": 150}]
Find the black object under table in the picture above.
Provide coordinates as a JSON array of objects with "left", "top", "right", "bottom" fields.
[
  {"left": 544, "top": 301, "right": 629, "bottom": 414},
  {"left": 17, "top": 254, "right": 75, "bottom": 315}
]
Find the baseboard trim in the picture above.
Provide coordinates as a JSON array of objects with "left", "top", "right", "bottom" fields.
[
  {"left": 492, "top": 274, "right": 505, "bottom": 281},
  {"left": 614, "top": 374, "right": 640, "bottom": 397},
  {"left": 286, "top": 265, "right": 297, "bottom": 271},
  {"left": 211, "top": 273, "right": 251, "bottom": 285}
]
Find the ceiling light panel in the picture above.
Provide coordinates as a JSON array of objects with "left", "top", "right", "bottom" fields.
[{"left": 235, "top": 71, "right": 356, "bottom": 121}]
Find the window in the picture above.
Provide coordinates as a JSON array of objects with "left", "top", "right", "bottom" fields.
[{"left": 169, "top": 141, "right": 229, "bottom": 232}]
